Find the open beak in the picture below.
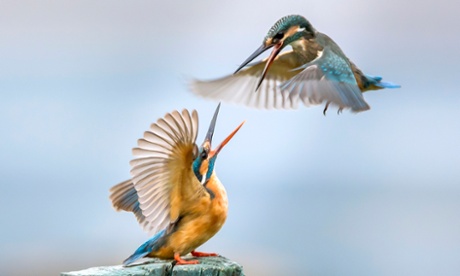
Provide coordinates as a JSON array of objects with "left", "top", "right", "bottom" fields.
[
  {"left": 256, "top": 42, "right": 283, "bottom": 91},
  {"left": 200, "top": 103, "right": 245, "bottom": 184},
  {"left": 209, "top": 120, "right": 245, "bottom": 159},
  {"left": 234, "top": 42, "right": 283, "bottom": 91},
  {"left": 205, "top": 103, "right": 245, "bottom": 159},
  {"left": 234, "top": 44, "right": 273, "bottom": 74}
]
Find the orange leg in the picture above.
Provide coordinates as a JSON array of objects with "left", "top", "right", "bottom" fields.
[
  {"left": 191, "top": 250, "right": 219, "bottom": 257},
  {"left": 174, "top": 253, "right": 199, "bottom": 265}
]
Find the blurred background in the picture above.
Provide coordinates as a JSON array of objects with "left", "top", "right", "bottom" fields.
[{"left": 1, "top": 1, "right": 459, "bottom": 275}]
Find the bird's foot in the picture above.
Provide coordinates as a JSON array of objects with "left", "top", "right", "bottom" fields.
[
  {"left": 323, "top": 102, "right": 330, "bottom": 116},
  {"left": 174, "top": 253, "right": 199, "bottom": 265},
  {"left": 337, "top": 107, "right": 343, "bottom": 115},
  {"left": 191, "top": 250, "right": 219, "bottom": 257}
]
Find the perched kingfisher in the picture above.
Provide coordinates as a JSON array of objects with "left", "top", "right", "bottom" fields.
[
  {"left": 190, "top": 15, "right": 400, "bottom": 114},
  {"left": 110, "top": 103, "right": 244, "bottom": 265}
]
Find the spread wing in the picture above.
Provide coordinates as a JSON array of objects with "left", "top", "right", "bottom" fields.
[
  {"left": 279, "top": 46, "right": 370, "bottom": 112},
  {"left": 191, "top": 46, "right": 370, "bottom": 112},
  {"left": 128, "top": 109, "right": 201, "bottom": 235},
  {"left": 110, "top": 179, "right": 147, "bottom": 227},
  {"left": 190, "top": 51, "right": 304, "bottom": 109}
]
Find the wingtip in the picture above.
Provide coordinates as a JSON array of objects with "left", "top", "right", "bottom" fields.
[
  {"left": 350, "top": 101, "right": 371, "bottom": 113},
  {"left": 352, "top": 105, "right": 371, "bottom": 113}
]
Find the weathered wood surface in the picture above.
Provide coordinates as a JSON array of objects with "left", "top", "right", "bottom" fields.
[{"left": 61, "top": 256, "right": 244, "bottom": 276}]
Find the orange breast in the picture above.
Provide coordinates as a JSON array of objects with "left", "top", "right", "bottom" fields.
[{"left": 148, "top": 174, "right": 228, "bottom": 259}]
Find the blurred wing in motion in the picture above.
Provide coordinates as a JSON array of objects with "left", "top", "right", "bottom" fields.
[
  {"left": 190, "top": 51, "right": 304, "bottom": 110},
  {"left": 191, "top": 47, "right": 370, "bottom": 112}
]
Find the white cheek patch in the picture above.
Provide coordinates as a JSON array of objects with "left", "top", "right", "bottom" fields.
[
  {"left": 317, "top": 50, "right": 323, "bottom": 58},
  {"left": 297, "top": 27, "right": 305, "bottom": 33}
]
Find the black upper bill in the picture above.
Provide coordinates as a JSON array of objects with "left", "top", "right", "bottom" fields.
[
  {"left": 205, "top": 102, "right": 221, "bottom": 143},
  {"left": 234, "top": 44, "right": 273, "bottom": 74}
]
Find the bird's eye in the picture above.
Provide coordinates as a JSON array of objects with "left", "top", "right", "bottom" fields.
[
  {"left": 201, "top": 151, "right": 208, "bottom": 160},
  {"left": 273, "top": 32, "right": 284, "bottom": 42}
]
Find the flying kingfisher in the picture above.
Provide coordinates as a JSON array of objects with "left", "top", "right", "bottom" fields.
[
  {"left": 190, "top": 15, "right": 400, "bottom": 114},
  {"left": 110, "top": 104, "right": 244, "bottom": 265}
]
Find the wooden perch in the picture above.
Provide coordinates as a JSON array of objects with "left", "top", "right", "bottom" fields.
[{"left": 61, "top": 256, "right": 244, "bottom": 276}]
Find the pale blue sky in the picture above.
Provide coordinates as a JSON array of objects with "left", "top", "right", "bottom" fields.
[{"left": 1, "top": 1, "right": 459, "bottom": 275}]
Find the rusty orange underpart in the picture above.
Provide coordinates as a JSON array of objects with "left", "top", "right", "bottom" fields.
[
  {"left": 174, "top": 253, "right": 199, "bottom": 265},
  {"left": 191, "top": 250, "right": 219, "bottom": 257}
]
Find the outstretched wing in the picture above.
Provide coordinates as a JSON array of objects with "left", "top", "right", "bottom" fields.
[
  {"left": 129, "top": 109, "right": 200, "bottom": 235},
  {"left": 279, "top": 46, "right": 370, "bottom": 112},
  {"left": 191, "top": 42, "right": 370, "bottom": 112},
  {"left": 110, "top": 180, "right": 147, "bottom": 227},
  {"left": 190, "top": 51, "right": 304, "bottom": 109}
]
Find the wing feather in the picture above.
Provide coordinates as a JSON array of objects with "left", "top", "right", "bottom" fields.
[
  {"left": 142, "top": 131, "right": 175, "bottom": 149},
  {"left": 190, "top": 51, "right": 302, "bottom": 110},
  {"left": 191, "top": 46, "right": 370, "bottom": 112},
  {"left": 280, "top": 47, "right": 370, "bottom": 112},
  {"left": 109, "top": 180, "right": 147, "bottom": 227},
  {"left": 128, "top": 109, "right": 200, "bottom": 235}
]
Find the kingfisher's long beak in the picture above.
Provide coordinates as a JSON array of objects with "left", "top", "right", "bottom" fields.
[
  {"left": 204, "top": 103, "right": 221, "bottom": 144},
  {"left": 234, "top": 42, "right": 283, "bottom": 91},
  {"left": 255, "top": 42, "right": 283, "bottom": 91},
  {"left": 200, "top": 103, "right": 244, "bottom": 184},
  {"left": 205, "top": 103, "right": 244, "bottom": 159},
  {"left": 234, "top": 43, "right": 273, "bottom": 74},
  {"left": 209, "top": 120, "right": 245, "bottom": 159}
]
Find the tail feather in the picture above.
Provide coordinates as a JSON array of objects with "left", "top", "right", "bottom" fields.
[
  {"left": 123, "top": 250, "right": 150, "bottom": 266},
  {"left": 365, "top": 74, "right": 401, "bottom": 89},
  {"left": 123, "top": 229, "right": 167, "bottom": 266},
  {"left": 373, "top": 81, "right": 401, "bottom": 89}
]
